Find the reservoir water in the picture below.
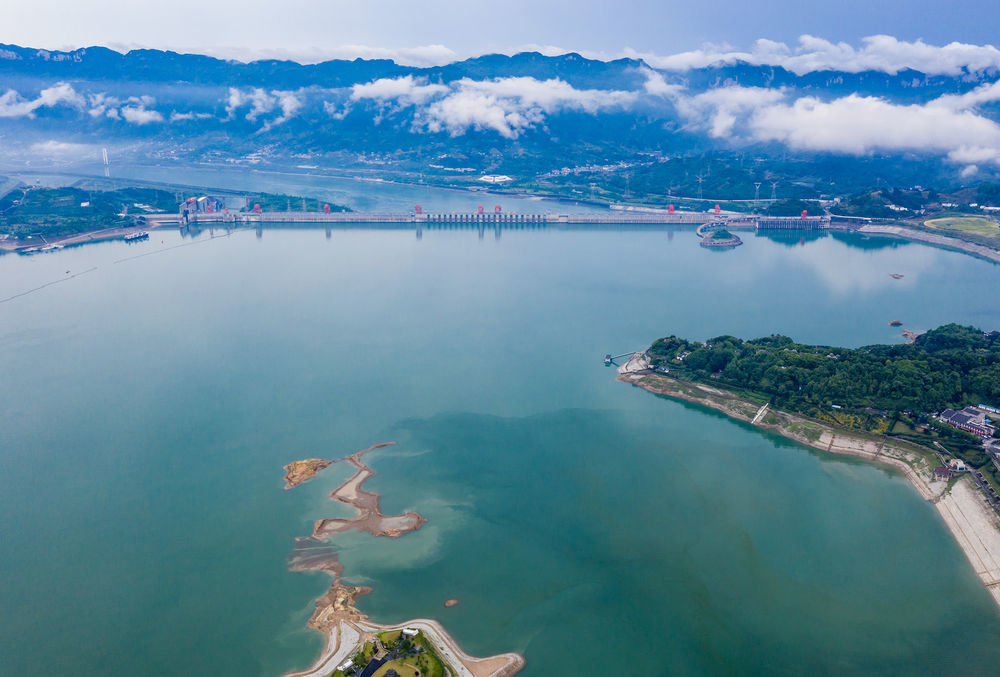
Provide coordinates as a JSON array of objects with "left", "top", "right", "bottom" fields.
[{"left": 3, "top": 173, "right": 1000, "bottom": 675}]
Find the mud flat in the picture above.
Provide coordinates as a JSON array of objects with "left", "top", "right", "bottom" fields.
[
  {"left": 618, "top": 358, "right": 1000, "bottom": 610},
  {"left": 283, "top": 443, "right": 524, "bottom": 677}
]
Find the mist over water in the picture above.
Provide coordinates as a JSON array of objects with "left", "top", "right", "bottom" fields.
[{"left": 2, "top": 174, "right": 1000, "bottom": 675}]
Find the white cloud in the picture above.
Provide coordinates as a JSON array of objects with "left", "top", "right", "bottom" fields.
[
  {"left": 640, "top": 68, "right": 682, "bottom": 97},
  {"left": 677, "top": 86, "right": 786, "bottom": 138},
  {"left": 88, "top": 92, "right": 119, "bottom": 118},
  {"left": 29, "top": 140, "right": 96, "bottom": 156},
  {"left": 345, "top": 74, "right": 637, "bottom": 137},
  {"left": 422, "top": 89, "right": 536, "bottom": 137},
  {"left": 225, "top": 87, "right": 277, "bottom": 120},
  {"left": 452, "top": 77, "right": 636, "bottom": 113},
  {"left": 244, "top": 88, "right": 276, "bottom": 121},
  {"left": 749, "top": 93, "right": 1000, "bottom": 162},
  {"left": 323, "top": 101, "right": 349, "bottom": 120},
  {"left": 120, "top": 104, "right": 163, "bottom": 124},
  {"left": 0, "top": 82, "right": 84, "bottom": 117},
  {"left": 631, "top": 35, "right": 1000, "bottom": 77},
  {"left": 169, "top": 110, "right": 213, "bottom": 122},
  {"left": 224, "top": 87, "right": 244, "bottom": 119},
  {"left": 351, "top": 76, "right": 449, "bottom": 104},
  {"left": 417, "top": 77, "right": 636, "bottom": 137},
  {"left": 662, "top": 77, "right": 1000, "bottom": 166},
  {"left": 225, "top": 87, "right": 306, "bottom": 128},
  {"left": 274, "top": 91, "right": 302, "bottom": 121}
]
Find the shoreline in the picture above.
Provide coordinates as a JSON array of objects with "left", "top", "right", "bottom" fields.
[
  {"left": 284, "top": 443, "right": 524, "bottom": 677},
  {"left": 0, "top": 220, "right": 168, "bottom": 252},
  {"left": 859, "top": 223, "right": 1000, "bottom": 264},
  {"left": 617, "top": 352, "right": 1000, "bottom": 608}
]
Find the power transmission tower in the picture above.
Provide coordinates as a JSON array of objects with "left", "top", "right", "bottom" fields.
[
  {"left": 753, "top": 182, "right": 762, "bottom": 210},
  {"left": 770, "top": 181, "right": 778, "bottom": 201},
  {"left": 696, "top": 173, "right": 704, "bottom": 200}
]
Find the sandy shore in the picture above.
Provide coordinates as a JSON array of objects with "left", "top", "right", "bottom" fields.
[
  {"left": 618, "top": 359, "right": 1000, "bottom": 610},
  {"left": 858, "top": 224, "right": 1000, "bottom": 264}
]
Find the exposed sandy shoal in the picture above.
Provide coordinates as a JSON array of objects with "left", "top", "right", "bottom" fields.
[
  {"left": 283, "top": 459, "right": 334, "bottom": 489},
  {"left": 285, "top": 442, "right": 428, "bottom": 634},
  {"left": 619, "top": 367, "right": 1000, "bottom": 610}
]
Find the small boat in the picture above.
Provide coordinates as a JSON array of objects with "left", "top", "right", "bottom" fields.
[
  {"left": 604, "top": 354, "right": 612, "bottom": 365},
  {"left": 890, "top": 273, "right": 904, "bottom": 279},
  {"left": 124, "top": 231, "right": 149, "bottom": 242},
  {"left": 888, "top": 320, "right": 903, "bottom": 327}
]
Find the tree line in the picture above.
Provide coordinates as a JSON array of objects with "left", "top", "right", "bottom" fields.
[{"left": 648, "top": 324, "right": 1000, "bottom": 415}]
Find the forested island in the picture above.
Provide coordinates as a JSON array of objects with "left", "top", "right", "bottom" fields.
[{"left": 646, "top": 324, "right": 1000, "bottom": 474}]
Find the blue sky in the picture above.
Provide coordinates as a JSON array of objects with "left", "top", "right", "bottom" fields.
[{"left": 2, "top": 0, "right": 997, "bottom": 62}]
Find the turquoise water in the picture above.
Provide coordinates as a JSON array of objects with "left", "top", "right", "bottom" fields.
[{"left": 3, "top": 203, "right": 1000, "bottom": 675}]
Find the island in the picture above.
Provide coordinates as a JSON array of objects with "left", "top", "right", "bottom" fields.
[
  {"left": 617, "top": 324, "right": 1000, "bottom": 606},
  {"left": 284, "top": 443, "right": 524, "bottom": 677},
  {"left": 698, "top": 227, "right": 743, "bottom": 248}
]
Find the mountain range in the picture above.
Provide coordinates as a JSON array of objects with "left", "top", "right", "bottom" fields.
[{"left": 2, "top": 43, "right": 1000, "bottom": 196}]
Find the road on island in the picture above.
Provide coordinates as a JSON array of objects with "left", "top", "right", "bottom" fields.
[{"left": 285, "top": 622, "right": 360, "bottom": 677}]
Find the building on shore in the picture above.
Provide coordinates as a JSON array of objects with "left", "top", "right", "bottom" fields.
[{"left": 939, "top": 407, "right": 997, "bottom": 438}]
